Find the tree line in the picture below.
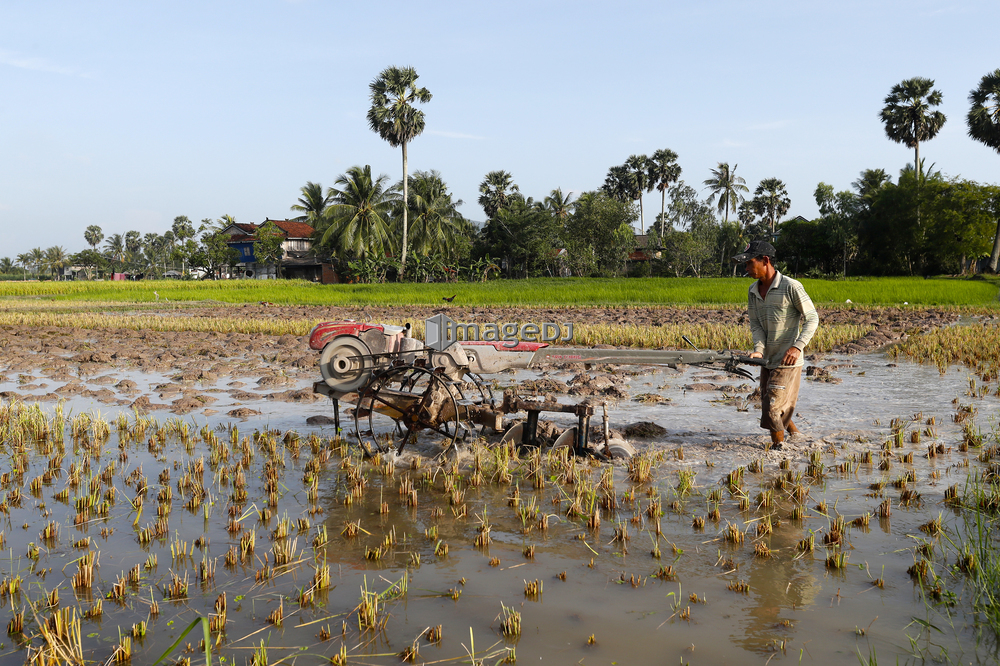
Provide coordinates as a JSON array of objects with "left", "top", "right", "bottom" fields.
[{"left": 6, "top": 68, "right": 999, "bottom": 281}]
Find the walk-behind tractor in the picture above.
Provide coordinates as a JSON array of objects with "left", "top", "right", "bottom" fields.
[{"left": 309, "top": 320, "right": 765, "bottom": 461}]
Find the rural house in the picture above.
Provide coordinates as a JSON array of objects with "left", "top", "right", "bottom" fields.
[{"left": 219, "top": 219, "right": 322, "bottom": 280}]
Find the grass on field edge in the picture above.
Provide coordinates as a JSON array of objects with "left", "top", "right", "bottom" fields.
[{"left": 0, "top": 275, "right": 997, "bottom": 308}]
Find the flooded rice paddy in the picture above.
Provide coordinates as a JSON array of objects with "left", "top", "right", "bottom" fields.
[{"left": 1, "top": 348, "right": 999, "bottom": 665}]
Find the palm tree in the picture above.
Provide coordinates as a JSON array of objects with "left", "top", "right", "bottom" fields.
[
  {"left": 751, "top": 178, "right": 791, "bottom": 235},
  {"left": 852, "top": 168, "right": 892, "bottom": 206},
  {"left": 0, "top": 258, "right": 13, "bottom": 275},
  {"left": 321, "top": 165, "right": 399, "bottom": 260},
  {"left": 967, "top": 68, "right": 1000, "bottom": 272},
  {"left": 104, "top": 234, "right": 125, "bottom": 270},
  {"left": 543, "top": 188, "right": 576, "bottom": 220},
  {"left": 290, "top": 182, "right": 331, "bottom": 227},
  {"left": 624, "top": 154, "right": 653, "bottom": 233},
  {"left": 124, "top": 231, "right": 141, "bottom": 254},
  {"left": 30, "top": 247, "right": 44, "bottom": 276},
  {"left": 84, "top": 225, "right": 104, "bottom": 250},
  {"left": 44, "top": 246, "right": 68, "bottom": 279},
  {"left": 649, "top": 149, "right": 682, "bottom": 237},
  {"left": 703, "top": 162, "right": 748, "bottom": 226},
  {"left": 16, "top": 252, "right": 30, "bottom": 280},
  {"left": 367, "top": 66, "right": 432, "bottom": 277},
  {"left": 880, "top": 77, "right": 946, "bottom": 178},
  {"left": 602, "top": 165, "right": 638, "bottom": 205},
  {"left": 478, "top": 171, "right": 520, "bottom": 220},
  {"left": 398, "top": 170, "right": 466, "bottom": 260}
]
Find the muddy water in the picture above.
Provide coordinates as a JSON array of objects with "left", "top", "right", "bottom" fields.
[{"left": 0, "top": 354, "right": 997, "bottom": 665}]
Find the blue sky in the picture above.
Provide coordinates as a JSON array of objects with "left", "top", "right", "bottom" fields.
[{"left": 1, "top": 0, "right": 997, "bottom": 259}]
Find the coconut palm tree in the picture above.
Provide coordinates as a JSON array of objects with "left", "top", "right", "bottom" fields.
[
  {"left": 543, "top": 188, "right": 576, "bottom": 220},
  {"left": 44, "top": 246, "right": 68, "bottom": 279},
  {"left": 84, "top": 225, "right": 104, "bottom": 251},
  {"left": 321, "top": 165, "right": 399, "bottom": 260},
  {"left": 478, "top": 170, "right": 521, "bottom": 220},
  {"left": 852, "top": 168, "right": 892, "bottom": 206},
  {"left": 967, "top": 68, "right": 1000, "bottom": 271},
  {"left": 16, "top": 252, "right": 30, "bottom": 280},
  {"left": 649, "top": 149, "right": 682, "bottom": 237},
  {"left": 751, "top": 178, "right": 791, "bottom": 236},
  {"left": 398, "top": 170, "right": 466, "bottom": 260},
  {"left": 30, "top": 247, "right": 44, "bottom": 276},
  {"left": 703, "top": 162, "right": 748, "bottom": 226},
  {"left": 367, "top": 65, "right": 432, "bottom": 277},
  {"left": 290, "top": 182, "right": 331, "bottom": 227},
  {"left": 104, "top": 234, "right": 125, "bottom": 270},
  {"left": 880, "top": 77, "right": 946, "bottom": 178}
]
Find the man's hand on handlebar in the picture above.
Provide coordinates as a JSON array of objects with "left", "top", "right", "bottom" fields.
[{"left": 747, "top": 348, "right": 801, "bottom": 365}]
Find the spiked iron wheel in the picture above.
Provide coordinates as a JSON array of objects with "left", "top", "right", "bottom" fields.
[{"left": 353, "top": 364, "right": 477, "bottom": 456}]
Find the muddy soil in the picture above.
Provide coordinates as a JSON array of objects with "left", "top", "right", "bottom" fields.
[{"left": 0, "top": 305, "right": 958, "bottom": 418}]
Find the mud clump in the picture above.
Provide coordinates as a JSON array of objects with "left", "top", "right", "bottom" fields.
[
  {"left": 684, "top": 382, "right": 728, "bottom": 392},
  {"left": 625, "top": 422, "right": 667, "bottom": 438},
  {"left": 228, "top": 407, "right": 262, "bottom": 418},
  {"left": 519, "top": 378, "right": 570, "bottom": 394}
]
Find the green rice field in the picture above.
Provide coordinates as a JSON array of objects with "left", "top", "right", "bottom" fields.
[{"left": 0, "top": 276, "right": 997, "bottom": 307}]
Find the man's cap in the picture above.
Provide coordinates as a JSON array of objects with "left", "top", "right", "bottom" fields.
[{"left": 732, "top": 240, "right": 776, "bottom": 263}]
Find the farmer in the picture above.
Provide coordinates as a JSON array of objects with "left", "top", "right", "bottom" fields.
[{"left": 733, "top": 240, "right": 819, "bottom": 449}]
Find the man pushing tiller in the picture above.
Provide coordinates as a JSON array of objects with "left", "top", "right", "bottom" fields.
[{"left": 733, "top": 241, "right": 819, "bottom": 450}]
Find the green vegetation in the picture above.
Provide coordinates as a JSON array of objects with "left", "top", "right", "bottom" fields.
[{"left": 0, "top": 276, "right": 995, "bottom": 307}]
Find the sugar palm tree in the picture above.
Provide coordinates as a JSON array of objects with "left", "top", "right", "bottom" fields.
[
  {"left": 321, "top": 165, "right": 399, "bottom": 260},
  {"left": 478, "top": 170, "right": 520, "bottom": 220},
  {"left": 623, "top": 154, "right": 653, "bottom": 233},
  {"left": 649, "top": 149, "right": 682, "bottom": 237},
  {"left": 367, "top": 65, "right": 432, "bottom": 277},
  {"left": 751, "top": 178, "right": 791, "bottom": 235},
  {"left": 967, "top": 68, "right": 1000, "bottom": 271},
  {"left": 290, "top": 182, "right": 331, "bottom": 227},
  {"left": 703, "top": 162, "right": 748, "bottom": 226},
  {"left": 84, "top": 225, "right": 104, "bottom": 251},
  {"left": 880, "top": 77, "right": 946, "bottom": 178},
  {"left": 602, "top": 165, "right": 638, "bottom": 204}
]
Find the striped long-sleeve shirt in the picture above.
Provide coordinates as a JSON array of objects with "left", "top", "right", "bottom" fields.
[{"left": 748, "top": 271, "right": 819, "bottom": 369}]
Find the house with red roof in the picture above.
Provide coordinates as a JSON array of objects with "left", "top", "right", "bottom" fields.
[{"left": 219, "top": 219, "right": 322, "bottom": 280}]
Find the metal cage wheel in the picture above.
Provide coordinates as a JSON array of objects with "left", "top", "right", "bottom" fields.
[{"left": 355, "top": 364, "right": 471, "bottom": 455}]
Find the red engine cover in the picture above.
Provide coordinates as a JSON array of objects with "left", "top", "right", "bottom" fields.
[{"left": 308, "top": 321, "right": 385, "bottom": 351}]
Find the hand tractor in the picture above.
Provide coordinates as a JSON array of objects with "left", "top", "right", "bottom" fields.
[{"left": 309, "top": 320, "right": 765, "bottom": 461}]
